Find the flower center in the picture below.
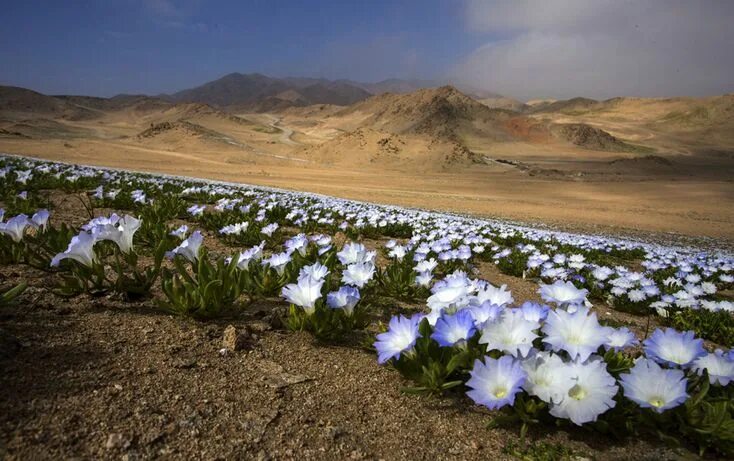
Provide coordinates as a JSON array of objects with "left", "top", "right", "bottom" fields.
[
  {"left": 568, "top": 384, "right": 586, "bottom": 401},
  {"left": 648, "top": 396, "right": 665, "bottom": 408},
  {"left": 493, "top": 387, "right": 507, "bottom": 398}
]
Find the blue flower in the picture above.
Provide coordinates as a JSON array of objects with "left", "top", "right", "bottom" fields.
[
  {"left": 431, "top": 310, "right": 476, "bottom": 347},
  {"left": 466, "top": 355, "right": 526, "bottom": 410},
  {"left": 693, "top": 349, "right": 734, "bottom": 386},
  {"left": 374, "top": 315, "right": 422, "bottom": 364},
  {"left": 643, "top": 328, "right": 706, "bottom": 368},
  {"left": 519, "top": 301, "right": 550, "bottom": 322},
  {"left": 620, "top": 359, "right": 688, "bottom": 412}
]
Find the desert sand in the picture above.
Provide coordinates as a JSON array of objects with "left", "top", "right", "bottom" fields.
[{"left": 1, "top": 85, "right": 733, "bottom": 246}]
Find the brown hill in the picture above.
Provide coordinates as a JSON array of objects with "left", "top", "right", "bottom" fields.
[
  {"left": 550, "top": 123, "right": 649, "bottom": 152},
  {"left": 0, "top": 86, "right": 98, "bottom": 120},
  {"left": 168, "top": 73, "right": 371, "bottom": 109},
  {"left": 335, "top": 86, "right": 514, "bottom": 142}
]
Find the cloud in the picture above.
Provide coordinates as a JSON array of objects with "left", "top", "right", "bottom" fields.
[{"left": 455, "top": 0, "right": 734, "bottom": 100}]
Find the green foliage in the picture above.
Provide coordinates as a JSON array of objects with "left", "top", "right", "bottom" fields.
[
  {"left": 665, "top": 308, "right": 734, "bottom": 347},
  {"left": 159, "top": 250, "right": 247, "bottom": 318},
  {"left": 376, "top": 256, "right": 427, "bottom": 301},
  {"left": 24, "top": 223, "right": 77, "bottom": 269},
  {"left": 0, "top": 282, "right": 27, "bottom": 307},
  {"left": 286, "top": 302, "right": 367, "bottom": 342},
  {"left": 496, "top": 248, "right": 530, "bottom": 277},
  {"left": 391, "top": 318, "right": 479, "bottom": 395},
  {"left": 54, "top": 240, "right": 167, "bottom": 300}
]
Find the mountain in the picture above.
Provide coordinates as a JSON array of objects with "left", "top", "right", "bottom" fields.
[
  {"left": 168, "top": 73, "right": 371, "bottom": 110},
  {"left": 165, "top": 73, "right": 515, "bottom": 111},
  {"left": 335, "top": 85, "right": 513, "bottom": 141}
]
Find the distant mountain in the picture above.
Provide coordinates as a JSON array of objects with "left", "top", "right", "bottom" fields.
[
  {"left": 165, "top": 73, "right": 511, "bottom": 111},
  {"left": 167, "top": 73, "right": 371, "bottom": 110}
]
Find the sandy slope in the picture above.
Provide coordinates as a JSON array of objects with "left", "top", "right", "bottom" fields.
[{"left": 1, "top": 87, "right": 733, "bottom": 245}]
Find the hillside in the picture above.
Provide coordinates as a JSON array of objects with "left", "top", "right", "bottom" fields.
[{"left": 168, "top": 73, "right": 371, "bottom": 110}]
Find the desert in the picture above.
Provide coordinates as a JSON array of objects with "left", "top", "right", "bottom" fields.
[{"left": 2, "top": 1, "right": 734, "bottom": 460}]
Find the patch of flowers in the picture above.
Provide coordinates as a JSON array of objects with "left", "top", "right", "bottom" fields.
[{"left": 1, "top": 154, "right": 733, "bottom": 456}]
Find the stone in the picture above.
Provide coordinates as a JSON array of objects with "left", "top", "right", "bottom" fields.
[{"left": 222, "top": 324, "right": 251, "bottom": 351}]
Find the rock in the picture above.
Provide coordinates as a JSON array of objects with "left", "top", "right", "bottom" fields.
[
  {"left": 105, "top": 432, "right": 130, "bottom": 450},
  {"left": 171, "top": 357, "right": 197, "bottom": 369},
  {"left": 222, "top": 324, "right": 251, "bottom": 351}
]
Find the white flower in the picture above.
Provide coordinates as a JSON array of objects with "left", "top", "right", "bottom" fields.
[
  {"left": 549, "top": 358, "right": 618, "bottom": 425},
  {"left": 542, "top": 306, "right": 612, "bottom": 362},
  {"left": 479, "top": 308, "right": 539, "bottom": 357},
  {"left": 539, "top": 280, "right": 589, "bottom": 308},
  {"left": 521, "top": 352, "right": 568, "bottom": 404},
  {"left": 0, "top": 214, "right": 30, "bottom": 242},
  {"left": 51, "top": 231, "right": 97, "bottom": 267},
  {"left": 263, "top": 252, "right": 291, "bottom": 275},
  {"left": 167, "top": 230, "right": 203, "bottom": 262},
  {"left": 93, "top": 215, "right": 141, "bottom": 253},
  {"left": 299, "top": 262, "right": 330, "bottom": 281},
  {"left": 342, "top": 262, "right": 375, "bottom": 288},
  {"left": 282, "top": 275, "right": 324, "bottom": 314},
  {"left": 474, "top": 283, "right": 514, "bottom": 307}
]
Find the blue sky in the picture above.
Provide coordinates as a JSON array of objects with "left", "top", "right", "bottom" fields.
[
  {"left": 0, "top": 0, "right": 490, "bottom": 96},
  {"left": 1, "top": 1, "right": 732, "bottom": 100}
]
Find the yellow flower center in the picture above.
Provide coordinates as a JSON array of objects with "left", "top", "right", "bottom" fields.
[
  {"left": 648, "top": 396, "right": 665, "bottom": 408},
  {"left": 568, "top": 384, "right": 586, "bottom": 401},
  {"left": 493, "top": 387, "right": 508, "bottom": 398}
]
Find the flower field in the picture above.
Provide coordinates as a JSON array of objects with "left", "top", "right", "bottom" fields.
[{"left": 1, "top": 153, "right": 733, "bottom": 459}]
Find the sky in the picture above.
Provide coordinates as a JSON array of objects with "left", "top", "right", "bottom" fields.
[{"left": 1, "top": 0, "right": 732, "bottom": 100}]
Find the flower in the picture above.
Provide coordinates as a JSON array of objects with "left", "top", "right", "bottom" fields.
[
  {"left": 605, "top": 327, "right": 639, "bottom": 351},
  {"left": 220, "top": 222, "right": 248, "bottom": 235},
  {"left": 187, "top": 204, "right": 206, "bottom": 216},
  {"left": 475, "top": 283, "right": 514, "bottom": 307},
  {"left": 235, "top": 241, "right": 266, "bottom": 269},
  {"left": 468, "top": 301, "right": 503, "bottom": 327},
  {"left": 519, "top": 302, "right": 550, "bottom": 322},
  {"left": 337, "top": 242, "right": 373, "bottom": 265},
  {"left": 281, "top": 275, "right": 324, "bottom": 314},
  {"left": 374, "top": 315, "right": 421, "bottom": 364},
  {"left": 93, "top": 215, "right": 141, "bottom": 253},
  {"left": 521, "top": 352, "right": 568, "bottom": 404},
  {"left": 466, "top": 356, "right": 527, "bottom": 410},
  {"left": 30, "top": 209, "right": 50, "bottom": 230},
  {"left": 51, "top": 231, "right": 97, "bottom": 267},
  {"left": 167, "top": 230, "right": 203, "bottom": 262},
  {"left": 539, "top": 280, "right": 588, "bottom": 308},
  {"left": 643, "top": 328, "right": 706, "bottom": 368},
  {"left": 342, "top": 262, "right": 375, "bottom": 288},
  {"left": 692, "top": 350, "right": 734, "bottom": 386},
  {"left": 479, "top": 308, "right": 539, "bottom": 357},
  {"left": 0, "top": 214, "right": 30, "bottom": 242},
  {"left": 263, "top": 252, "right": 291, "bottom": 275},
  {"left": 431, "top": 310, "right": 476, "bottom": 347},
  {"left": 261, "top": 222, "right": 279, "bottom": 237},
  {"left": 542, "top": 306, "right": 611, "bottom": 362},
  {"left": 326, "top": 286, "right": 361, "bottom": 316},
  {"left": 620, "top": 359, "right": 688, "bottom": 412},
  {"left": 170, "top": 224, "right": 188, "bottom": 240},
  {"left": 299, "top": 262, "right": 330, "bottom": 281},
  {"left": 549, "top": 358, "right": 618, "bottom": 425}
]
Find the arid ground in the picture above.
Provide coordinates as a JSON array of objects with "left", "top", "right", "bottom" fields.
[{"left": 2, "top": 85, "right": 734, "bottom": 248}]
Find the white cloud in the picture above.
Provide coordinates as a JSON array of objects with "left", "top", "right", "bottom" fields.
[{"left": 455, "top": 0, "right": 734, "bottom": 100}]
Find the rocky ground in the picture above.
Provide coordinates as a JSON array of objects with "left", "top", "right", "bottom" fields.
[{"left": 0, "top": 190, "right": 705, "bottom": 460}]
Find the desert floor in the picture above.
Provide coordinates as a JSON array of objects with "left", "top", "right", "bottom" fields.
[{"left": 1, "top": 137, "right": 733, "bottom": 248}]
